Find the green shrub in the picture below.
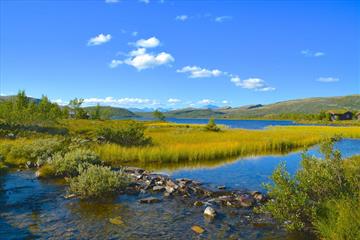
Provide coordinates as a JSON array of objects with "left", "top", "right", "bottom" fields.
[
  {"left": 50, "top": 148, "right": 101, "bottom": 177},
  {"left": 205, "top": 118, "right": 220, "bottom": 132},
  {"left": 98, "top": 121, "right": 152, "bottom": 147},
  {"left": 4, "top": 138, "right": 64, "bottom": 166},
  {"left": 314, "top": 198, "right": 360, "bottom": 240},
  {"left": 69, "top": 165, "right": 128, "bottom": 199},
  {"left": 259, "top": 138, "right": 359, "bottom": 238},
  {"left": 0, "top": 155, "right": 8, "bottom": 174}
]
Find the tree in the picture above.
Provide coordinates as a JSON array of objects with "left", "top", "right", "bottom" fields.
[
  {"left": 92, "top": 104, "right": 101, "bottom": 120},
  {"left": 69, "top": 98, "right": 88, "bottom": 119},
  {"left": 153, "top": 110, "right": 166, "bottom": 121},
  {"left": 205, "top": 118, "right": 220, "bottom": 132}
]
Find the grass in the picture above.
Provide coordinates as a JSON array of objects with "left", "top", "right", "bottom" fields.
[
  {"left": 94, "top": 123, "right": 360, "bottom": 165},
  {"left": 1, "top": 120, "right": 360, "bottom": 168}
]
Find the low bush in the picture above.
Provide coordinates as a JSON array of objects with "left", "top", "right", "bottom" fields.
[
  {"left": 205, "top": 118, "right": 220, "bottom": 132},
  {"left": 98, "top": 121, "right": 152, "bottom": 147},
  {"left": 50, "top": 148, "right": 101, "bottom": 177},
  {"left": 2, "top": 138, "right": 65, "bottom": 166},
  {"left": 69, "top": 165, "right": 128, "bottom": 199},
  {"left": 259, "top": 139, "right": 360, "bottom": 239}
]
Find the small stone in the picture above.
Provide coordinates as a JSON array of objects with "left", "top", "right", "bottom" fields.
[
  {"left": 194, "top": 201, "right": 204, "bottom": 207},
  {"left": 109, "top": 216, "right": 124, "bottom": 225},
  {"left": 204, "top": 206, "right": 216, "bottom": 218},
  {"left": 165, "top": 186, "right": 175, "bottom": 194},
  {"left": 139, "top": 197, "right": 161, "bottom": 204},
  {"left": 64, "top": 194, "right": 76, "bottom": 199},
  {"left": 237, "top": 194, "right": 255, "bottom": 207},
  {"left": 191, "top": 225, "right": 205, "bottom": 234},
  {"left": 217, "top": 185, "right": 226, "bottom": 190},
  {"left": 153, "top": 186, "right": 165, "bottom": 192}
]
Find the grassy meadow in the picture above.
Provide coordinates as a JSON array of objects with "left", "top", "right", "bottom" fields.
[{"left": 2, "top": 119, "right": 360, "bottom": 168}]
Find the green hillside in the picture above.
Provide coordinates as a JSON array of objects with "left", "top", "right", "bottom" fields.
[
  {"left": 84, "top": 106, "right": 137, "bottom": 119},
  {"left": 162, "top": 95, "right": 360, "bottom": 119}
]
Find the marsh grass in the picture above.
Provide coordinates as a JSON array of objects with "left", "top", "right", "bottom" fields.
[{"left": 94, "top": 124, "right": 360, "bottom": 164}]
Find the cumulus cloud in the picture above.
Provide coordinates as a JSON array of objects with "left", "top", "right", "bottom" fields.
[
  {"left": 109, "top": 60, "right": 123, "bottom": 68},
  {"left": 175, "top": 15, "right": 188, "bottom": 21},
  {"left": 111, "top": 37, "right": 174, "bottom": 70},
  {"left": 177, "top": 66, "right": 222, "bottom": 78},
  {"left": 222, "top": 100, "right": 229, "bottom": 104},
  {"left": 136, "top": 37, "right": 160, "bottom": 48},
  {"left": 231, "top": 77, "right": 275, "bottom": 91},
  {"left": 317, "top": 77, "right": 339, "bottom": 82},
  {"left": 215, "top": 16, "right": 232, "bottom": 23},
  {"left": 198, "top": 99, "right": 214, "bottom": 105},
  {"left": 83, "top": 97, "right": 159, "bottom": 106},
  {"left": 124, "top": 50, "right": 174, "bottom": 70},
  {"left": 51, "top": 99, "right": 67, "bottom": 106},
  {"left": 168, "top": 98, "right": 181, "bottom": 104},
  {"left": 87, "top": 33, "right": 112, "bottom": 46},
  {"left": 301, "top": 49, "right": 325, "bottom": 57}
]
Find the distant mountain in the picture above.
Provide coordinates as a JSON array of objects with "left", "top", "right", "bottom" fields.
[
  {"left": 128, "top": 107, "right": 172, "bottom": 113},
  {"left": 203, "top": 104, "right": 220, "bottom": 110},
  {"left": 0, "top": 95, "right": 41, "bottom": 104},
  {"left": 162, "top": 95, "right": 360, "bottom": 119}
]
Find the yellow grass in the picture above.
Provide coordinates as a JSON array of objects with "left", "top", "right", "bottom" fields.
[{"left": 93, "top": 123, "right": 360, "bottom": 165}]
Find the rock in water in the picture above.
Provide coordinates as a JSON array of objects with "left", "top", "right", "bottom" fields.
[
  {"left": 194, "top": 201, "right": 204, "bottom": 207},
  {"left": 191, "top": 225, "right": 205, "bottom": 234},
  {"left": 139, "top": 197, "right": 161, "bottom": 204},
  {"left": 109, "top": 216, "right": 124, "bottom": 225},
  {"left": 204, "top": 206, "right": 216, "bottom": 218}
]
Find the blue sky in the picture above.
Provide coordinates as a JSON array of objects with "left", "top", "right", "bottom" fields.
[{"left": 0, "top": 0, "right": 359, "bottom": 109}]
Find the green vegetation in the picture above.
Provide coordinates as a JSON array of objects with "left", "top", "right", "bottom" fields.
[
  {"left": 153, "top": 109, "right": 166, "bottom": 121},
  {"left": 49, "top": 148, "right": 101, "bottom": 177},
  {"left": 205, "top": 118, "right": 220, "bottom": 132},
  {"left": 69, "top": 165, "right": 129, "bottom": 199},
  {"left": 0, "top": 91, "right": 67, "bottom": 125},
  {"left": 98, "top": 121, "right": 152, "bottom": 147},
  {"left": 85, "top": 105, "right": 136, "bottom": 119},
  {"left": 259, "top": 140, "right": 360, "bottom": 239}
]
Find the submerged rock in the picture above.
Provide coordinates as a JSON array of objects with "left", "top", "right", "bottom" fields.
[
  {"left": 204, "top": 206, "right": 217, "bottom": 218},
  {"left": 139, "top": 197, "right": 161, "bottom": 204},
  {"left": 193, "top": 201, "right": 204, "bottom": 207},
  {"left": 109, "top": 216, "right": 124, "bottom": 225},
  {"left": 191, "top": 225, "right": 205, "bottom": 234},
  {"left": 152, "top": 186, "right": 165, "bottom": 192}
]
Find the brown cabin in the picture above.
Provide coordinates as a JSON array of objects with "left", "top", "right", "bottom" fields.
[{"left": 327, "top": 110, "right": 353, "bottom": 121}]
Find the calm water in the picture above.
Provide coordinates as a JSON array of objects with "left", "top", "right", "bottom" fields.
[
  {"left": 1, "top": 129, "right": 359, "bottom": 239},
  {"left": 166, "top": 118, "right": 302, "bottom": 129}
]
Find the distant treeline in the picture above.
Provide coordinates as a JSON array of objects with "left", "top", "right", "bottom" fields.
[
  {"left": 0, "top": 91, "right": 110, "bottom": 126},
  {"left": 258, "top": 112, "right": 358, "bottom": 121}
]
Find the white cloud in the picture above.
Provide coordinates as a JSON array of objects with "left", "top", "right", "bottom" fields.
[
  {"left": 124, "top": 51, "right": 174, "bottom": 70},
  {"left": 139, "top": 0, "right": 150, "bottom": 4},
  {"left": 177, "top": 66, "right": 222, "bottom": 78},
  {"left": 198, "top": 99, "right": 214, "bottom": 105},
  {"left": 105, "top": 0, "right": 119, "bottom": 3},
  {"left": 317, "top": 77, "right": 339, "bottom": 82},
  {"left": 168, "top": 98, "right": 181, "bottom": 104},
  {"left": 231, "top": 77, "right": 275, "bottom": 91},
  {"left": 222, "top": 100, "right": 229, "bottom": 104},
  {"left": 176, "top": 15, "right": 188, "bottom": 21},
  {"left": 83, "top": 97, "right": 158, "bottom": 106},
  {"left": 136, "top": 37, "right": 160, "bottom": 48},
  {"left": 129, "top": 48, "right": 147, "bottom": 56},
  {"left": 51, "top": 99, "right": 67, "bottom": 106},
  {"left": 87, "top": 33, "right": 112, "bottom": 46},
  {"left": 215, "top": 16, "right": 232, "bottom": 23},
  {"left": 301, "top": 49, "right": 325, "bottom": 57},
  {"left": 109, "top": 59, "right": 123, "bottom": 68}
]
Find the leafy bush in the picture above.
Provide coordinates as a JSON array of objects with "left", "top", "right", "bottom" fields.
[
  {"left": 3, "top": 138, "right": 64, "bottom": 166},
  {"left": 259, "top": 139, "right": 360, "bottom": 238},
  {"left": 69, "top": 165, "right": 128, "bottom": 199},
  {"left": 98, "top": 121, "right": 152, "bottom": 147},
  {"left": 205, "top": 118, "right": 220, "bottom": 132},
  {"left": 50, "top": 148, "right": 101, "bottom": 177}
]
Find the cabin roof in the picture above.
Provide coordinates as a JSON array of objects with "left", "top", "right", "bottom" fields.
[{"left": 327, "top": 109, "right": 351, "bottom": 115}]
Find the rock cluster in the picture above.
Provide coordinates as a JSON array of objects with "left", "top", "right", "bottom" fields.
[{"left": 123, "top": 166, "right": 267, "bottom": 210}]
